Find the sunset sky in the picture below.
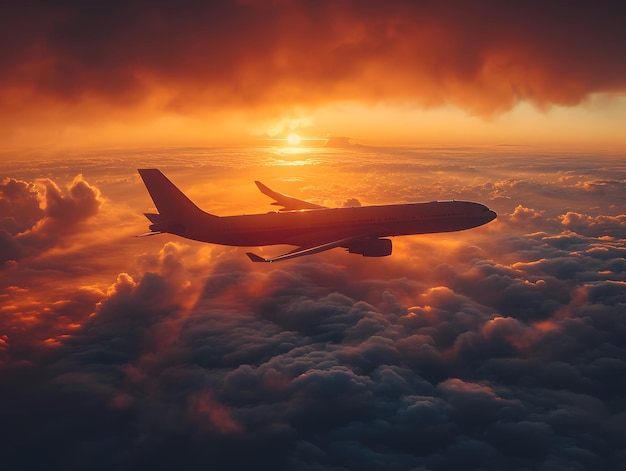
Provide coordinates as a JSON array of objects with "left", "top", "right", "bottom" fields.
[
  {"left": 1, "top": 1, "right": 626, "bottom": 470},
  {"left": 1, "top": 0, "right": 625, "bottom": 148}
]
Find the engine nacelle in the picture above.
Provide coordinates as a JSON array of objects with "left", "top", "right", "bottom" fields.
[{"left": 348, "top": 238, "right": 392, "bottom": 257}]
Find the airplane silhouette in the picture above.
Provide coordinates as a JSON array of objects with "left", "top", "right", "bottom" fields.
[{"left": 138, "top": 169, "right": 497, "bottom": 262}]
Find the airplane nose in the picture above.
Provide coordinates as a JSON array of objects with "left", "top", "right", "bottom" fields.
[{"left": 486, "top": 209, "right": 497, "bottom": 223}]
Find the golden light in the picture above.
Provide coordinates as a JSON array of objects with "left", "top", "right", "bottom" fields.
[{"left": 287, "top": 133, "right": 301, "bottom": 146}]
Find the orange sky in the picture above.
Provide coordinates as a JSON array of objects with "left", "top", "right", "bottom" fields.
[{"left": 1, "top": 0, "right": 625, "bottom": 149}]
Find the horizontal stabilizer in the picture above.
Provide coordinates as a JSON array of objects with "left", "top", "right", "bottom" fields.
[{"left": 134, "top": 231, "right": 162, "bottom": 238}]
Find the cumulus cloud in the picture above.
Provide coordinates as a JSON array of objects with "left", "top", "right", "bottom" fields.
[
  {"left": 0, "top": 175, "right": 102, "bottom": 265},
  {"left": 0, "top": 174, "right": 107, "bottom": 364},
  {"left": 4, "top": 236, "right": 624, "bottom": 469},
  {"left": 560, "top": 212, "right": 626, "bottom": 239},
  {"left": 0, "top": 178, "right": 44, "bottom": 234}
]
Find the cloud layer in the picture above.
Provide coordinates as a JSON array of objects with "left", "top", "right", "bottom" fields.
[
  {"left": 1, "top": 147, "right": 625, "bottom": 469},
  {"left": 2, "top": 0, "right": 625, "bottom": 127}
]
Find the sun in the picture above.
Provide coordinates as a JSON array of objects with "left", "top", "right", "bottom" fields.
[{"left": 287, "top": 133, "right": 301, "bottom": 146}]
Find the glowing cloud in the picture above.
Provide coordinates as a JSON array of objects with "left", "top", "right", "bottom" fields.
[{"left": 1, "top": 1, "right": 625, "bottom": 146}]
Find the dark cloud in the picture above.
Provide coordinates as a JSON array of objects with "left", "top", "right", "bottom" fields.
[
  {"left": 0, "top": 175, "right": 102, "bottom": 265},
  {"left": 0, "top": 178, "right": 44, "bottom": 234},
  {"left": 1, "top": 0, "right": 625, "bottom": 125},
  {"left": 0, "top": 174, "right": 106, "bottom": 365},
  {"left": 3, "top": 240, "right": 625, "bottom": 469}
]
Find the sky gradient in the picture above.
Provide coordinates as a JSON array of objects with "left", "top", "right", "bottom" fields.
[{"left": 1, "top": 0, "right": 626, "bottom": 148}]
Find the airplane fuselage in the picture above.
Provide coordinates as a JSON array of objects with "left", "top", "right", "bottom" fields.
[
  {"left": 138, "top": 169, "right": 497, "bottom": 262},
  {"left": 168, "top": 200, "right": 496, "bottom": 247}
]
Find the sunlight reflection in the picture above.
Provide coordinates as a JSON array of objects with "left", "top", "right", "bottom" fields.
[
  {"left": 273, "top": 146, "right": 315, "bottom": 156},
  {"left": 263, "top": 149, "right": 323, "bottom": 166},
  {"left": 265, "top": 159, "right": 321, "bottom": 167}
]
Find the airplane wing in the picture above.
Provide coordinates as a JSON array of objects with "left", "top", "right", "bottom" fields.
[
  {"left": 246, "top": 236, "right": 358, "bottom": 263},
  {"left": 245, "top": 227, "right": 390, "bottom": 263},
  {"left": 255, "top": 181, "right": 328, "bottom": 211}
]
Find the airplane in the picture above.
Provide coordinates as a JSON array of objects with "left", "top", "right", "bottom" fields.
[{"left": 137, "top": 169, "right": 497, "bottom": 262}]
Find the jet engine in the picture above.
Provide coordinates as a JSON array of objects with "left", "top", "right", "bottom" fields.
[{"left": 348, "top": 238, "right": 392, "bottom": 257}]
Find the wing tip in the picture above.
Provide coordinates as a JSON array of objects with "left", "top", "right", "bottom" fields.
[
  {"left": 246, "top": 252, "right": 271, "bottom": 263},
  {"left": 134, "top": 231, "right": 162, "bottom": 238},
  {"left": 254, "top": 180, "right": 271, "bottom": 194}
]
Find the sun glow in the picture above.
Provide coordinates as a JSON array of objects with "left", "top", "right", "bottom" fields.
[{"left": 287, "top": 133, "right": 301, "bottom": 146}]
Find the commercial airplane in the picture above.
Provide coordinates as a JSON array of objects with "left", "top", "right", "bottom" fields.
[{"left": 138, "top": 169, "right": 497, "bottom": 262}]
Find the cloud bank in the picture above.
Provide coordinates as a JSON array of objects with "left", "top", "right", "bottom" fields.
[
  {"left": 1, "top": 147, "right": 625, "bottom": 469},
  {"left": 1, "top": 0, "right": 625, "bottom": 127}
]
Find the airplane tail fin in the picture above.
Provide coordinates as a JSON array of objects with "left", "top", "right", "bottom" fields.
[{"left": 138, "top": 169, "right": 218, "bottom": 233}]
